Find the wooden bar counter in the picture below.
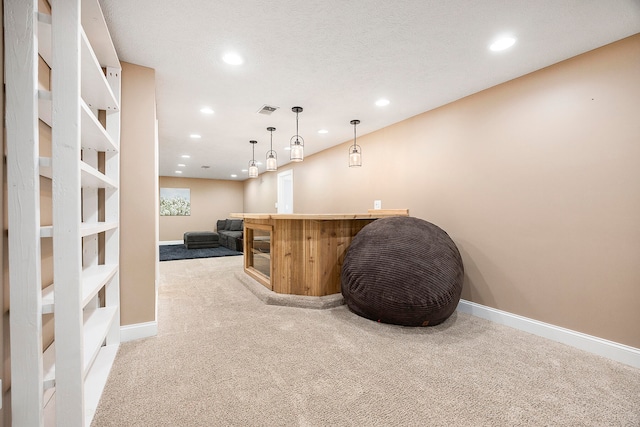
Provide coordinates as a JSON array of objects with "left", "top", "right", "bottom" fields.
[{"left": 230, "top": 210, "right": 408, "bottom": 297}]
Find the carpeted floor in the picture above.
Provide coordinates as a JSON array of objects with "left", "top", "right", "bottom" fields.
[
  {"left": 159, "top": 244, "right": 242, "bottom": 261},
  {"left": 92, "top": 256, "right": 640, "bottom": 426}
]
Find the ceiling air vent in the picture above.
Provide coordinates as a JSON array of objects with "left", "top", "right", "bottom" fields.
[{"left": 257, "top": 104, "right": 279, "bottom": 115}]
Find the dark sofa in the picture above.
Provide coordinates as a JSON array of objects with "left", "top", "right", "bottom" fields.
[{"left": 216, "top": 219, "right": 244, "bottom": 252}]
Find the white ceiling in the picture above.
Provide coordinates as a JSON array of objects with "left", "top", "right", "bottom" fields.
[{"left": 100, "top": 0, "right": 640, "bottom": 180}]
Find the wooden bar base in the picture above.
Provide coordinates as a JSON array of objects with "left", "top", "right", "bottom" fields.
[{"left": 231, "top": 211, "right": 409, "bottom": 297}]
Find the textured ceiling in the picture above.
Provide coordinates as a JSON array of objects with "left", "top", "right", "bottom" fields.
[{"left": 100, "top": 0, "right": 640, "bottom": 180}]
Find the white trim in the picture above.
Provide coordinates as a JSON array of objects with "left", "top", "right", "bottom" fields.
[
  {"left": 120, "top": 321, "right": 158, "bottom": 342},
  {"left": 160, "top": 240, "right": 183, "bottom": 245},
  {"left": 456, "top": 299, "right": 640, "bottom": 369}
]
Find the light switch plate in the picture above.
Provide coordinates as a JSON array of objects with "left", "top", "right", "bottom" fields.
[{"left": 374, "top": 200, "right": 382, "bottom": 209}]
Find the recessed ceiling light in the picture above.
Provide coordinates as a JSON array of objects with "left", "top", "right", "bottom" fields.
[
  {"left": 241, "top": 169, "right": 248, "bottom": 172},
  {"left": 318, "top": 129, "right": 329, "bottom": 134},
  {"left": 489, "top": 36, "right": 516, "bottom": 51},
  {"left": 175, "top": 170, "right": 182, "bottom": 174},
  {"left": 177, "top": 163, "right": 186, "bottom": 167},
  {"left": 375, "top": 98, "right": 390, "bottom": 107},
  {"left": 256, "top": 161, "right": 263, "bottom": 166},
  {"left": 190, "top": 134, "right": 201, "bottom": 139},
  {"left": 223, "top": 52, "right": 243, "bottom": 65},
  {"left": 230, "top": 174, "right": 238, "bottom": 178},
  {"left": 181, "top": 154, "right": 190, "bottom": 158},
  {"left": 284, "top": 146, "right": 291, "bottom": 151},
  {"left": 200, "top": 107, "right": 214, "bottom": 114}
]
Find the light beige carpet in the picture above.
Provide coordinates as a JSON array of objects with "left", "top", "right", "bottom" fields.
[{"left": 92, "top": 256, "right": 640, "bottom": 426}]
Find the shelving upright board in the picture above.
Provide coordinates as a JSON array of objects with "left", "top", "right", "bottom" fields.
[{"left": 5, "top": 0, "right": 122, "bottom": 425}]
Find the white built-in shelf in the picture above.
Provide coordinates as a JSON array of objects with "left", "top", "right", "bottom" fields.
[
  {"left": 81, "top": 0, "right": 120, "bottom": 69},
  {"left": 81, "top": 100, "right": 118, "bottom": 152},
  {"left": 42, "top": 157, "right": 118, "bottom": 188},
  {"left": 37, "top": 12, "right": 52, "bottom": 67},
  {"left": 38, "top": 90, "right": 52, "bottom": 127},
  {"left": 40, "top": 226, "right": 53, "bottom": 238},
  {"left": 41, "top": 264, "right": 118, "bottom": 315},
  {"left": 81, "top": 161, "right": 118, "bottom": 189},
  {"left": 81, "top": 264, "right": 118, "bottom": 308},
  {"left": 43, "top": 342, "right": 56, "bottom": 390},
  {"left": 42, "top": 284, "right": 54, "bottom": 315},
  {"left": 81, "top": 221, "right": 118, "bottom": 237},
  {"left": 36, "top": 1, "right": 121, "bottom": 70},
  {"left": 81, "top": 29, "right": 119, "bottom": 112},
  {"left": 41, "top": 328, "right": 118, "bottom": 423},
  {"left": 40, "top": 99, "right": 118, "bottom": 151},
  {"left": 43, "top": 222, "right": 118, "bottom": 238},
  {"left": 8, "top": 1, "right": 121, "bottom": 424},
  {"left": 84, "top": 344, "right": 119, "bottom": 426},
  {"left": 39, "top": 156, "right": 53, "bottom": 179},
  {"left": 43, "top": 390, "right": 56, "bottom": 425},
  {"left": 36, "top": 11, "right": 119, "bottom": 112},
  {"left": 41, "top": 307, "right": 117, "bottom": 392},
  {"left": 43, "top": 385, "right": 55, "bottom": 409},
  {"left": 83, "top": 307, "right": 118, "bottom": 376}
]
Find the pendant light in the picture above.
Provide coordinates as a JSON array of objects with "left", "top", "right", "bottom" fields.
[
  {"left": 349, "top": 119, "right": 362, "bottom": 167},
  {"left": 248, "top": 140, "right": 258, "bottom": 178},
  {"left": 290, "top": 106, "right": 304, "bottom": 162},
  {"left": 266, "top": 127, "right": 278, "bottom": 171}
]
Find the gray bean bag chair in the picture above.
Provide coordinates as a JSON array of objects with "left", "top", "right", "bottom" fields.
[{"left": 341, "top": 216, "right": 464, "bottom": 326}]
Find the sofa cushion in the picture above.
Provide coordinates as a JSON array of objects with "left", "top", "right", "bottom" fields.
[
  {"left": 220, "top": 230, "right": 242, "bottom": 239},
  {"left": 229, "top": 219, "right": 243, "bottom": 231},
  {"left": 216, "top": 220, "right": 226, "bottom": 232},
  {"left": 219, "top": 233, "right": 229, "bottom": 246},
  {"left": 228, "top": 236, "right": 244, "bottom": 252},
  {"left": 224, "top": 219, "right": 232, "bottom": 230}
]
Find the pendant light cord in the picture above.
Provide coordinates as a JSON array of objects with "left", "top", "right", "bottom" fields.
[{"left": 353, "top": 122, "right": 357, "bottom": 148}]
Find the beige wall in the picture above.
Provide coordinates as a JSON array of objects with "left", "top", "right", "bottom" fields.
[
  {"left": 159, "top": 177, "right": 244, "bottom": 241},
  {"left": 120, "top": 62, "right": 158, "bottom": 326},
  {"left": 242, "top": 173, "right": 278, "bottom": 214},
  {"left": 244, "top": 35, "right": 640, "bottom": 348}
]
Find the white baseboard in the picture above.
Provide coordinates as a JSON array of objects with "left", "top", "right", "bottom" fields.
[
  {"left": 160, "top": 240, "right": 183, "bottom": 245},
  {"left": 120, "top": 321, "right": 158, "bottom": 342},
  {"left": 456, "top": 299, "right": 640, "bottom": 369}
]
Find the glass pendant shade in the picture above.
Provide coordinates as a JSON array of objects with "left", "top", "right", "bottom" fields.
[
  {"left": 290, "top": 140, "right": 304, "bottom": 162},
  {"left": 349, "top": 119, "right": 362, "bottom": 167},
  {"left": 248, "top": 140, "right": 258, "bottom": 178},
  {"left": 248, "top": 161, "right": 258, "bottom": 178},
  {"left": 349, "top": 145, "right": 362, "bottom": 167},
  {"left": 266, "top": 153, "right": 277, "bottom": 171},
  {"left": 266, "top": 127, "right": 278, "bottom": 171},
  {"left": 290, "top": 106, "right": 304, "bottom": 162}
]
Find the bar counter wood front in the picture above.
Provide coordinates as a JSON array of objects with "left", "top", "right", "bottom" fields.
[{"left": 231, "top": 210, "right": 409, "bottom": 296}]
